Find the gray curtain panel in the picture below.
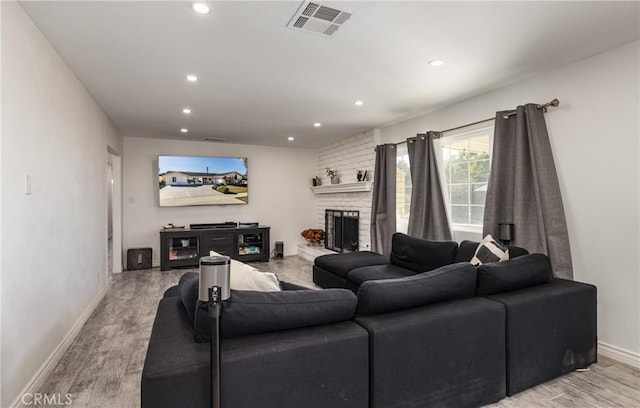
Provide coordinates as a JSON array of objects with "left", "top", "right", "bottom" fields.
[
  {"left": 370, "top": 144, "right": 397, "bottom": 255},
  {"left": 484, "top": 104, "right": 573, "bottom": 279},
  {"left": 407, "top": 132, "right": 453, "bottom": 240}
]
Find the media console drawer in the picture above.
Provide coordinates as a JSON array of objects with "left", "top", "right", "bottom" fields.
[{"left": 200, "top": 231, "right": 235, "bottom": 256}]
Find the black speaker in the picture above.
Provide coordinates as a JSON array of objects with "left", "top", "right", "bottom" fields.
[
  {"left": 127, "top": 247, "right": 152, "bottom": 270},
  {"left": 275, "top": 241, "right": 284, "bottom": 259}
]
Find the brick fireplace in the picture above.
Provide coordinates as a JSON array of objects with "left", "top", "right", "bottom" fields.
[{"left": 315, "top": 130, "right": 377, "bottom": 252}]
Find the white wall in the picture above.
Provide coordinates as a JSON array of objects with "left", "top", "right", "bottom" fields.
[
  {"left": 316, "top": 130, "right": 377, "bottom": 250},
  {"left": 122, "top": 137, "right": 318, "bottom": 266},
  {"left": 0, "top": 3, "right": 4, "bottom": 401},
  {"left": 379, "top": 41, "right": 640, "bottom": 363},
  {"left": 1, "top": 2, "right": 122, "bottom": 406}
]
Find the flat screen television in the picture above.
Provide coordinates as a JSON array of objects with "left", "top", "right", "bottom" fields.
[{"left": 158, "top": 155, "right": 248, "bottom": 207}]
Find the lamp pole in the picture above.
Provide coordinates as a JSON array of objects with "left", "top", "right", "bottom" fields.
[
  {"left": 200, "top": 255, "right": 230, "bottom": 408},
  {"left": 209, "top": 285, "right": 222, "bottom": 408}
]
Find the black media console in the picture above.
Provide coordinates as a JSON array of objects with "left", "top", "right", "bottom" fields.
[{"left": 160, "top": 223, "right": 270, "bottom": 271}]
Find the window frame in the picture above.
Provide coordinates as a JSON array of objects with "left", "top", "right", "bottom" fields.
[
  {"left": 437, "top": 124, "right": 494, "bottom": 234},
  {"left": 395, "top": 143, "right": 412, "bottom": 234}
]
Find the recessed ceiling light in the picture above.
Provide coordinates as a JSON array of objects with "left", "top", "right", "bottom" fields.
[
  {"left": 313, "top": 122, "right": 322, "bottom": 128},
  {"left": 182, "top": 108, "right": 192, "bottom": 114},
  {"left": 428, "top": 59, "right": 444, "bottom": 67},
  {"left": 354, "top": 100, "right": 364, "bottom": 106},
  {"left": 186, "top": 74, "right": 198, "bottom": 82},
  {"left": 180, "top": 128, "right": 188, "bottom": 133},
  {"left": 288, "top": 136, "right": 295, "bottom": 141},
  {"left": 191, "top": 3, "right": 210, "bottom": 15}
]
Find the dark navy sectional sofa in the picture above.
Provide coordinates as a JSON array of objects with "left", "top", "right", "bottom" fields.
[{"left": 141, "top": 233, "right": 596, "bottom": 408}]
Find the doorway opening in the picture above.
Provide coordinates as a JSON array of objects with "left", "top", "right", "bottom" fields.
[{"left": 107, "top": 148, "right": 122, "bottom": 279}]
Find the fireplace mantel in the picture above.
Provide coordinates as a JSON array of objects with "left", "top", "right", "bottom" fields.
[{"left": 311, "top": 181, "right": 372, "bottom": 194}]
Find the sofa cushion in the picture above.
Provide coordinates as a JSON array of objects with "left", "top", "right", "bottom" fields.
[
  {"left": 455, "top": 240, "right": 479, "bottom": 263},
  {"left": 347, "top": 264, "right": 415, "bottom": 287},
  {"left": 455, "top": 240, "right": 529, "bottom": 263},
  {"left": 314, "top": 251, "right": 389, "bottom": 278},
  {"left": 470, "top": 234, "right": 509, "bottom": 266},
  {"left": 389, "top": 233, "right": 459, "bottom": 273},
  {"left": 507, "top": 245, "right": 530, "bottom": 259},
  {"left": 177, "top": 272, "right": 200, "bottom": 326},
  {"left": 476, "top": 253, "right": 553, "bottom": 295},
  {"left": 194, "top": 288, "right": 357, "bottom": 341},
  {"left": 356, "top": 262, "right": 477, "bottom": 315}
]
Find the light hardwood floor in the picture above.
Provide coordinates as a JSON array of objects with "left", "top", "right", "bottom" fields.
[{"left": 35, "top": 256, "right": 639, "bottom": 407}]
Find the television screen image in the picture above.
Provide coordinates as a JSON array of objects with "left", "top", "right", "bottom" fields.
[{"left": 158, "top": 155, "right": 248, "bottom": 207}]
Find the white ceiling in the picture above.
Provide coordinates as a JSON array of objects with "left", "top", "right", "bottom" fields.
[{"left": 20, "top": 1, "right": 640, "bottom": 148}]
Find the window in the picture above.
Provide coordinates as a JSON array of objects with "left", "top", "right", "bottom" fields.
[
  {"left": 396, "top": 144, "right": 412, "bottom": 234},
  {"left": 395, "top": 125, "right": 493, "bottom": 234},
  {"left": 440, "top": 126, "right": 493, "bottom": 229}
]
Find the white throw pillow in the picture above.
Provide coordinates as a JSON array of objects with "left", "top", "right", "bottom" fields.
[
  {"left": 209, "top": 251, "right": 281, "bottom": 292},
  {"left": 470, "top": 234, "right": 509, "bottom": 266}
]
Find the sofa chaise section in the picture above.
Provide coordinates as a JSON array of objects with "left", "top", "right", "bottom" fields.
[
  {"left": 313, "top": 233, "right": 528, "bottom": 291},
  {"left": 313, "top": 250, "right": 388, "bottom": 289}
]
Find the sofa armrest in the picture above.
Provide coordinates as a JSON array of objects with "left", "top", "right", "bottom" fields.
[
  {"left": 163, "top": 285, "right": 180, "bottom": 298},
  {"left": 142, "top": 298, "right": 210, "bottom": 408},
  {"left": 486, "top": 278, "right": 597, "bottom": 395}
]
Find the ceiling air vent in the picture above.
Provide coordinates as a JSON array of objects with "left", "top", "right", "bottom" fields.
[
  {"left": 287, "top": 1, "right": 351, "bottom": 37},
  {"left": 204, "top": 137, "right": 226, "bottom": 143}
]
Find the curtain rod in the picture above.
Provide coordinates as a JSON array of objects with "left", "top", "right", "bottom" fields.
[
  {"left": 439, "top": 98, "right": 559, "bottom": 134},
  {"left": 500, "top": 98, "right": 559, "bottom": 119},
  {"left": 384, "top": 98, "right": 559, "bottom": 147}
]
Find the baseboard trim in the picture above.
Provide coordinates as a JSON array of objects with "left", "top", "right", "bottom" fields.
[
  {"left": 598, "top": 341, "right": 640, "bottom": 369},
  {"left": 10, "top": 287, "right": 108, "bottom": 408}
]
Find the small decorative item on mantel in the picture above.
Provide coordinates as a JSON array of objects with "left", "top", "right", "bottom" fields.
[
  {"left": 301, "top": 229, "right": 325, "bottom": 246},
  {"left": 325, "top": 167, "right": 340, "bottom": 184},
  {"left": 356, "top": 170, "right": 368, "bottom": 182},
  {"left": 312, "top": 176, "right": 322, "bottom": 186}
]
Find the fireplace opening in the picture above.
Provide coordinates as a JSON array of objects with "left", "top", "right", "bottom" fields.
[{"left": 325, "top": 209, "right": 359, "bottom": 253}]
